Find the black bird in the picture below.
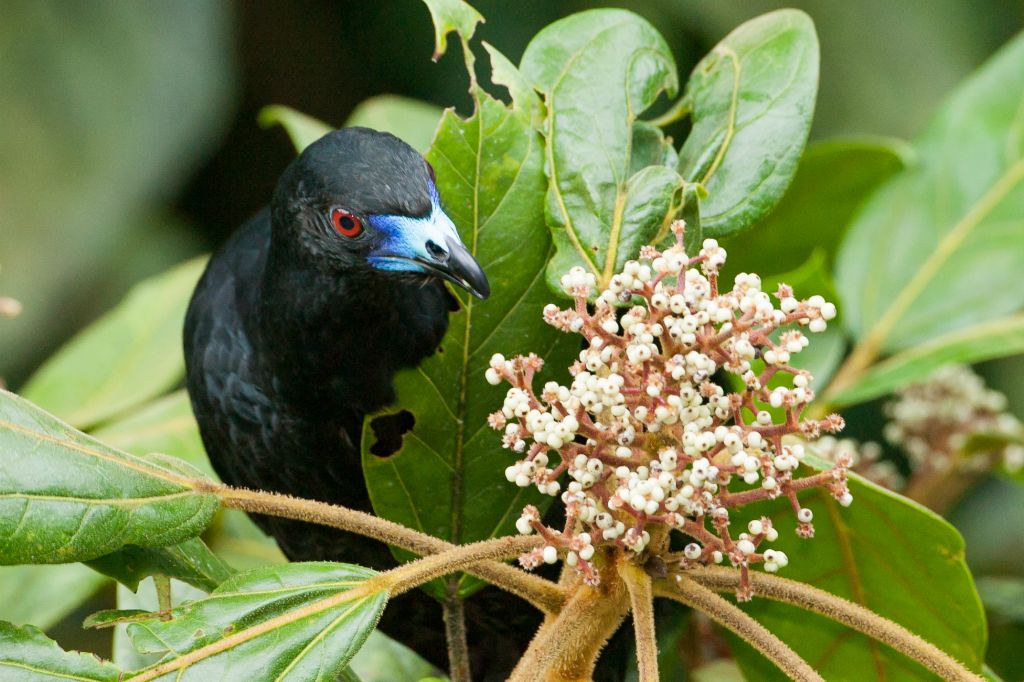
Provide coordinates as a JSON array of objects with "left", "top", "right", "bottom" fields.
[{"left": 183, "top": 128, "right": 543, "bottom": 677}]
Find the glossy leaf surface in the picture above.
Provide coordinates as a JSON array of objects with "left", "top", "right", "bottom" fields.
[
  {"left": 0, "top": 390, "right": 217, "bottom": 565},
  {"left": 520, "top": 9, "right": 682, "bottom": 291},
  {"left": 677, "top": 10, "right": 819, "bottom": 238}
]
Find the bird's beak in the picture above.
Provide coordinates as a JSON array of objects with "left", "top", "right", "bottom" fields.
[
  {"left": 366, "top": 209, "right": 490, "bottom": 300},
  {"left": 417, "top": 233, "right": 490, "bottom": 300}
]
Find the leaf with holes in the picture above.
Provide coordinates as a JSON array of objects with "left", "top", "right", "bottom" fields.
[
  {"left": 520, "top": 9, "right": 683, "bottom": 292},
  {"left": 20, "top": 258, "right": 206, "bottom": 430},
  {"left": 0, "top": 389, "right": 218, "bottom": 565},
  {"left": 361, "top": 52, "right": 576, "bottom": 598},
  {"left": 729, "top": 456, "right": 986, "bottom": 680},
  {"left": 677, "top": 10, "right": 819, "bottom": 238},
  {"left": 836, "top": 31, "right": 1024, "bottom": 354}
]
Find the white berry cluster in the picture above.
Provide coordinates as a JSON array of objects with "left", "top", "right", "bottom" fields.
[
  {"left": 885, "top": 364, "right": 1024, "bottom": 476},
  {"left": 487, "top": 222, "right": 849, "bottom": 599}
]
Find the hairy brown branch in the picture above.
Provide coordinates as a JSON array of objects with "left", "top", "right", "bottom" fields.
[
  {"left": 443, "top": 583, "right": 472, "bottom": 682},
  {"left": 511, "top": 557, "right": 630, "bottom": 682},
  {"left": 212, "top": 483, "right": 565, "bottom": 613},
  {"left": 684, "top": 566, "right": 983, "bottom": 682},
  {"left": 655, "top": 574, "right": 823, "bottom": 682},
  {"left": 619, "top": 563, "right": 659, "bottom": 682}
]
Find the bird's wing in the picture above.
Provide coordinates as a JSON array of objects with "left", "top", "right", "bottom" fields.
[{"left": 184, "top": 210, "right": 286, "bottom": 488}]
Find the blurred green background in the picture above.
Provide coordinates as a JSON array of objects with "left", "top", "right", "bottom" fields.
[{"left": 2, "top": 0, "right": 1023, "bottom": 675}]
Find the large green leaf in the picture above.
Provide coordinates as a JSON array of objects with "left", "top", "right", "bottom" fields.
[
  {"left": 124, "top": 563, "right": 384, "bottom": 680},
  {"left": 677, "top": 10, "right": 819, "bottom": 238},
  {"left": 520, "top": 9, "right": 683, "bottom": 291},
  {"left": 723, "top": 137, "right": 910, "bottom": 279},
  {"left": 730, "top": 456, "right": 986, "bottom": 680},
  {"left": 19, "top": 258, "right": 206, "bottom": 430},
  {"left": 0, "top": 564, "right": 383, "bottom": 681},
  {"left": 0, "top": 621, "right": 121, "bottom": 681},
  {"left": 836, "top": 30, "right": 1024, "bottom": 354},
  {"left": 362, "top": 51, "right": 576, "bottom": 598},
  {"left": 827, "top": 313, "right": 1024, "bottom": 407},
  {"left": 0, "top": 390, "right": 218, "bottom": 564}
]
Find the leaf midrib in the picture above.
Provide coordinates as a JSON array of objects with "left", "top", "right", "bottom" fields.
[{"left": 860, "top": 157, "right": 1024, "bottom": 353}]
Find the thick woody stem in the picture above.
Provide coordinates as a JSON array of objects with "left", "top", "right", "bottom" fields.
[
  {"left": 510, "top": 556, "right": 630, "bottom": 682},
  {"left": 213, "top": 484, "right": 565, "bottom": 613},
  {"left": 655, "top": 574, "right": 823, "bottom": 682},
  {"left": 619, "top": 563, "right": 659, "bottom": 682},
  {"left": 682, "top": 566, "right": 983, "bottom": 682}
]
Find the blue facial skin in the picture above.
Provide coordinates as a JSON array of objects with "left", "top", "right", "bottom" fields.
[{"left": 365, "top": 184, "right": 463, "bottom": 273}]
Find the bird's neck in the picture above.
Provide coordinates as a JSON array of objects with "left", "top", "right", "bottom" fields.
[{"left": 257, "top": 239, "right": 452, "bottom": 415}]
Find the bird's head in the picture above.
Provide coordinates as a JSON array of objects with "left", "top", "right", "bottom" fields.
[{"left": 270, "top": 127, "right": 489, "bottom": 299}]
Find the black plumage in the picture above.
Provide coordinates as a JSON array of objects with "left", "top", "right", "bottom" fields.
[{"left": 183, "top": 128, "right": 535, "bottom": 677}]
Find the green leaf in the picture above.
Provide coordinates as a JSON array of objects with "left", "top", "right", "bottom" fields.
[
  {"left": 20, "top": 258, "right": 206, "bottom": 430},
  {"left": 677, "top": 10, "right": 819, "bottom": 238},
  {"left": 730, "top": 456, "right": 986, "bottom": 680},
  {"left": 362, "top": 61, "right": 576, "bottom": 597},
  {"left": 836, "top": 31, "right": 1024, "bottom": 353},
  {"left": 520, "top": 9, "right": 682, "bottom": 291},
  {"left": 258, "top": 104, "right": 333, "bottom": 154},
  {"left": 827, "top": 314, "right": 1024, "bottom": 407},
  {"left": 91, "top": 389, "right": 287, "bottom": 571},
  {"left": 0, "top": 564, "right": 108, "bottom": 630},
  {"left": 86, "top": 538, "right": 233, "bottom": 593},
  {"left": 0, "top": 621, "right": 121, "bottom": 681},
  {"left": 420, "top": 0, "right": 483, "bottom": 61},
  {"left": 723, "top": 137, "right": 911, "bottom": 278},
  {"left": 0, "top": 390, "right": 218, "bottom": 564},
  {"left": 345, "top": 95, "right": 444, "bottom": 154},
  {"left": 125, "top": 563, "right": 385, "bottom": 679}
]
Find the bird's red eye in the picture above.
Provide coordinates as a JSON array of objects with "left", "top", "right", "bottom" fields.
[{"left": 330, "top": 208, "right": 363, "bottom": 237}]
